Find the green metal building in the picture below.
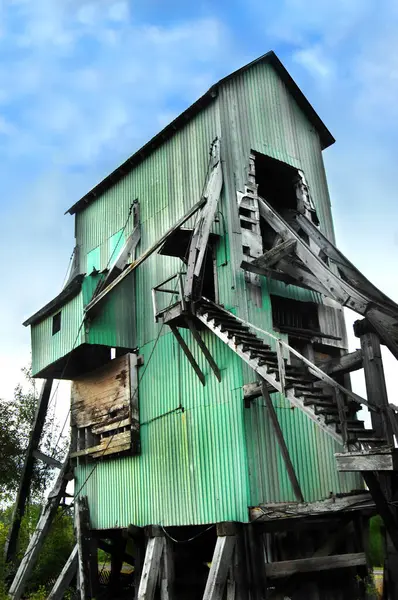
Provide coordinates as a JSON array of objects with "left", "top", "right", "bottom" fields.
[{"left": 24, "top": 51, "right": 362, "bottom": 531}]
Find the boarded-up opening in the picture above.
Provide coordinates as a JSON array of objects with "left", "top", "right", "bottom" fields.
[{"left": 70, "top": 353, "right": 140, "bottom": 462}]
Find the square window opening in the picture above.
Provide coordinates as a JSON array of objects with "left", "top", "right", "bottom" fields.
[{"left": 52, "top": 312, "right": 61, "bottom": 335}]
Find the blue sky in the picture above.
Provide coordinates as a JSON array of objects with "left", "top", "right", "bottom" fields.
[{"left": 1, "top": 0, "right": 398, "bottom": 404}]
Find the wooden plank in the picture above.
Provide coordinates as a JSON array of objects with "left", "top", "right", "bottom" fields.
[
  {"left": 8, "top": 458, "right": 71, "bottom": 600},
  {"left": 71, "top": 354, "right": 131, "bottom": 429},
  {"left": 186, "top": 317, "right": 221, "bottom": 381},
  {"left": 129, "top": 352, "right": 140, "bottom": 454},
  {"left": 32, "top": 449, "right": 62, "bottom": 469},
  {"left": 260, "top": 378, "right": 304, "bottom": 502},
  {"left": 99, "top": 223, "right": 141, "bottom": 290},
  {"left": 193, "top": 153, "right": 223, "bottom": 278},
  {"left": 137, "top": 536, "right": 164, "bottom": 600},
  {"left": 71, "top": 431, "right": 131, "bottom": 458},
  {"left": 360, "top": 331, "right": 392, "bottom": 443},
  {"left": 5, "top": 378, "right": 53, "bottom": 563},
  {"left": 91, "top": 417, "right": 131, "bottom": 435},
  {"left": 47, "top": 545, "right": 78, "bottom": 600},
  {"left": 335, "top": 449, "right": 398, "bottom": 471},
  {"left": 160, "top": 538, "right": 174, "bottom": 600},
  {"left": 203, "top": 536, "right": 236, "bottom": 600},
  {"left": 76, "top": 496, "right": 98, "bottom": 600},
  {"left": 317, "top": 349, "right": 363, "bottom": 376},
  {"left": 85, "top": 197, "right": 207, "bottom": 315},
  {"left": 170, "top": 325, "right": 205, "bottom": 385},
  {"left": 251, "top": 239, "right": 296, "bottom": 269},
  {"left": 265, "top": 552, "right": 367, "bottom": 578},
  {"left": 250, "top": 493, "right": 374, "bottom": 522}
]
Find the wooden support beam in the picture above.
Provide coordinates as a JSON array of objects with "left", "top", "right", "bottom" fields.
[
  {"left": 5, "top": 378, "right": 53, "bottom": 563},
  {"left": 185, "top": 317, "right": 221, "bottom": 381},
  {"left": 203, "top": 535, "right": 236, "bottom": 600},
  {"left": 260, "top": 378, "right": 304, "bottom": 502},
  {"left": 170, "top": 325, "right": 205, "bottom": 385},
  {"left": 8, "top": 457, "right": 71, "bottom": 600},
  {"left": 47, "top": 545, "right": 78, "bottom": 600},
  {"left": 32, "top": 449, "right": 62, "bottom": 469},
  {"left": 335, "top": 448, "right": 398, "bottom": 471},
  {"left": 250, "top": 493, "right": 374, "bottom": 523},
  {"left": 360, "top": 330, "right": 392, "bottom": 443},
  {"left": 243, "top": 239, "right": 296, "bottom": 272},
  {"left": 265, "top": 552, "right": 367, "bottom": 578},
  {"left": 137, "top": 536, "right": 164, "bottom": 600},
  {"left": 160, "top": 537, "right": 174, "bottom": 600},
  {"left": 317, "top": 349, "right": 363, "bottom": 376},
  {"left": 75, "top": 496, "right": 98, "bottom": 600}
]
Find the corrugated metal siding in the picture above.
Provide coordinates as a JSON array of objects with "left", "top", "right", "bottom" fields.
[
  {"left": 71, "top": 60, "right": 362, "bottom": 527},
  {"left": 31, "top": 291, "right": 85, "bottom": 376},
  {"left": 75, "top": 329, "right": 248, "bottom": 528},
  {"left": 218, "top": 62, "right": 362, "bottom": 504}
]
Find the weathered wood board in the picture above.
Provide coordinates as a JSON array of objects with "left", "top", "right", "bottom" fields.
[{"left": 70, "top": 353, "right": 140, "bottom": 460}]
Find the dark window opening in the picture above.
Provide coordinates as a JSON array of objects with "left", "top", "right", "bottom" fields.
[
  {"left": 255, "top": 153, "right": 299, "bottom": 214},
  {"left": 271, "top": 295, "right": 320, "bottom": 338},
  {"left": 254, "top": 152, "right": 313, "bottom": 250},
  {"left": 52, "top": 312, "right": 61, "bottom": 335},
  {"left": 200, "top": 246, "right": 217, "bottom": 303}
]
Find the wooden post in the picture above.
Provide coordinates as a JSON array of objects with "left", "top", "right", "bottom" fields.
[
  {"left": 203, "top": 524, "right": 236, "bottom": 600},
  {"left": 108, "top": 532, "right": 126, "bottom": 594},
  {"left": 260, "top": 378, "right": 304, "bottom": 502},
  {"left": 358, "top": 328, "right": 392, "bottom": 442},
  {"left": 137, "top": 528, "right": 165, "bottom": 600},
  {"left": 75, "top": 496, "right": 98, "bottom": 600},
  {"left": 356, "top": 323, "right": 398, "bottom": 597},
  {"left": 47, "top": 544, "right": 78, "bottom": 600},
  {"left": 5, "top": 379, "right": 53, "bottom": 563},
  {"left": 160, "top": 537, "right": 174, "bottom": 600}
]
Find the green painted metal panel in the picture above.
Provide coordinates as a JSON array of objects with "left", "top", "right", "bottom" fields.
[
  {"left": 86, "top": 246, "right": 100, "bottom": 274},
  {"left": 75, "top": 330, "right": 248, "bottom": 528},
  {"left": 31, "top": 291, "right": 85, "bottom": 376},
  {"left": 217, "top": 61, "right": 363, "bottom": 503},
  {"left": 35, "top": 60, "right": 362, "bottom": 525}
]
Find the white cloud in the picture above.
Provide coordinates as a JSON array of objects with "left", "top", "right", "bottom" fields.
[{"left": 293, "top": 45, "right": 333, "bottom": 79}]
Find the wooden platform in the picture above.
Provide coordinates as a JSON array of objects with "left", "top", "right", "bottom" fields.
[{"left": 335, "top": 447, "right": 398, "bottom": 471}]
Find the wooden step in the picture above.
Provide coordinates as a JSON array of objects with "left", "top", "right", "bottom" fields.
[
  {"left": 249, "top": 349, "right": 276, "bottom": 359},
  {"left": 242, "top": 341, "right": 274, "bottom": 352},
  {"left": 303, "top": 399, "right": 337, "bottom": 409},
  {"left": 294, "top": 390, "right": 334, "bottom": 400},
  {"left": 336, "top": 421, "right": 365, "bottom": 433},
  {"left": 221, "top": 324, "right": 250, "bottom": 334},
  {"left": 315, "top": 406, "right": 339, "bottom": 417},
  {"left": 258, "top": 358, "right": 279, "bottom": 367},
  {"left": 231, "top": 333, "right": 261, "bottom": 344}
]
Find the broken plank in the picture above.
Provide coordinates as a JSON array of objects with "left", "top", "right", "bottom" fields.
[
  {"left": 32, "top": 449, "right": 63, "bottom": 469},
  {"left": 91, "top": 417, "right": 131, "bottom": 435},
  {"left": 265, "top": 552, "right": 366, "bottom": 578},
  {"left": 252, "top": 239, "right": 296, "bottom": 269}
]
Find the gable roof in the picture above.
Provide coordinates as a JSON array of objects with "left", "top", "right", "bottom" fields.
[{"left": 67, "top": 51, "right": 335, "bottom": 216}]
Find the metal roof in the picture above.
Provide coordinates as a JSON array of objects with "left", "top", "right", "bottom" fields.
[{"left": 66, "top": 51, "right": 335, "bottom": 216}]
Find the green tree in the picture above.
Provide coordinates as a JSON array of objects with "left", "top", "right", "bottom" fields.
[{"left": 0, "top": 367, "right": 67, "bottom": 505}]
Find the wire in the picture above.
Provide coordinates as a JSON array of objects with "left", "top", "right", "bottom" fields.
[{"left": 161, "top": 524, "right": 215, "bottom": 544}]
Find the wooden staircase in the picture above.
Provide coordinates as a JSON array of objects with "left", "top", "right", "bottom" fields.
[{"left": 195, "top": 297, "right": 388, "bottom": 450}]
